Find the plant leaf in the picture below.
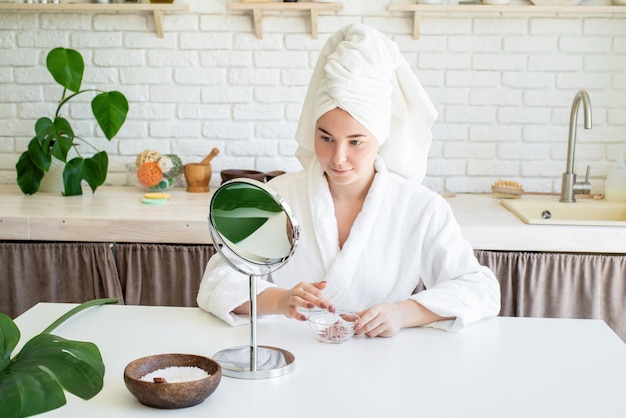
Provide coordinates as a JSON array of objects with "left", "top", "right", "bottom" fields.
[
  {"left": 15, "top": 151, "right": 44, "bottom": 195},
  {"left": 82, "top": 151, "right": 109, "bottom": 190},
  {"left": 0, "top": 299, "right": 117, "bottom": 417},
  {"left": 1, "top": 334, "right": 103, "bottom": 417},
  {"left": 49, "top": 118, "right": 75, "bottom": 163},
  {"left": 34, "top": 117, "right": 74, "bottom": 164},
  {"left": 0, "top": 313, "right": 20, "bottom": 367},
  {"left": 0, "top": 377, "right": 22, "bottom": 418},
  {"left": 92, "top": 91, "right": 129, "bottom": 140},
  {"left": 12, "top": 334, "right": 105, "bottom": 399},
  {"left": 62, "top": 158, "right": 86, "bottom": 197},
  {"left": 0, "top": 363, "right": 67, "bottom": 418},
  {"left": 46, "top": 47, "right": 84, "bottom": 93},
  {"left": 63, "top": 151, "right": 108, "bottom": 196},
  {"left": 34, "top": 117, "right": 55, "bottom": 152},
  {"left": 27, "top": 136, "right": 51, "bottom": 172}
]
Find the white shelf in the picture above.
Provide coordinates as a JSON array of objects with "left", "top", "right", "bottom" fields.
[
  {"left": 227, "top": 2, "right": 343, "bottom": 39},
  {"left": 0, "top": 3, "right": 190, "bottom": 38},
  {"left": 387, "top": 3, "right": 626, "bottom": 39}
]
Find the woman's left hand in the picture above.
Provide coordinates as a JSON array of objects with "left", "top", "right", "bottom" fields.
[
  {"left": 354, "top": 303, "right": 405, "bottom": 338},
  {"left": 354, "top": 299, "right": 451, "bottom": 338}
]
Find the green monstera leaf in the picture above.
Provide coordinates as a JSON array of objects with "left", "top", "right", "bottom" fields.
[
  {"left": 63, "top": 151, "right": 109, "bottom": 196},
  {"left": 46, "top": 47, "right": 84, "bottom": 93},
  {"left": 0, "top": 298, "right": 118, "bottom": 418},
  {"left": 32, "top": 116, "right": 75, "bottom": 166},
  {"left": 15, "top": 151, "right": 45, "bottom": 196},
  {"left": 92, "top": 91, "right": 129, "bottom": 141}
]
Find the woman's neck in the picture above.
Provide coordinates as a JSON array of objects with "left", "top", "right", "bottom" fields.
[{"left": 327, "top": 169, "right": 376, "bottom": 248}]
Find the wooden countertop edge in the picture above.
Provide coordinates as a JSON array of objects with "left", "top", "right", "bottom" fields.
[{"left": 26, "top": 218, "right": 212, "bottom": 244}]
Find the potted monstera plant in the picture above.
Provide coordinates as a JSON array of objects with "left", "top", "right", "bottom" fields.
[
  {"left": 15, "top": 47, "right": 129, "bottom": 196},
  {"left": 0, "top": 298, "right": 118, "bottom": 417}
]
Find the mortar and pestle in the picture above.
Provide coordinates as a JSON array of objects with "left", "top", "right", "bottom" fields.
[{"left": 184, "top": 148, "right": 219, "bottom": 193}]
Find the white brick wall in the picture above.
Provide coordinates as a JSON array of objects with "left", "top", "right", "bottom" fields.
[{"left": 0, "top": 0, "right": 625, "bottom": 194}]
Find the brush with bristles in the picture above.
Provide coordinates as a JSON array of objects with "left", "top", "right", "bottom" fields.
[{"left": 491, "top": 180, "right": 524, "bottom": 199}]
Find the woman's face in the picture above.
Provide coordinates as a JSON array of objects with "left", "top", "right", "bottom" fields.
[{"left": 314, "top": 108, "right": 379, "bottom": 189}]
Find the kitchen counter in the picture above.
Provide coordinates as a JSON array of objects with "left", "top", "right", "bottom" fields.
[
  {"left": 448, "top": 193, "right": 626, "bottom": 254},
  {"left": 1, "top": 185, "right": 625, "bottom": 253},
  {"left": 0, "top": 185, "right": 213, "bottom": 244}
]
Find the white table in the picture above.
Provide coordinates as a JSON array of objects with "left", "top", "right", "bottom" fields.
[{"left": 13, "top": 303, "right": 626, "bottom": 418}]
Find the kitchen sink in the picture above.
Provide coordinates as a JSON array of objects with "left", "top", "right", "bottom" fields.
[{"left": 501, "top": 198, "right": 626, "bottom": 226}]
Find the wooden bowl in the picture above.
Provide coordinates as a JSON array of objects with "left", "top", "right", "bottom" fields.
[
  {"left": 265, "top": 170, "right": 286, "bottom": 181},
  {"left": 123, "top": 353, "right": 221, "bottom": 409},
  {"left": 220, "top": 169, "right": 267, "bottom": 184}
]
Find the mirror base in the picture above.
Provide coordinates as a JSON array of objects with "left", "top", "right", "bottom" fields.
[{"left": 213, "top": 345, "right": 295, "bottom": 379}]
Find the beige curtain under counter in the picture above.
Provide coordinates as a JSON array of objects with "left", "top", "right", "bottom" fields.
[
  {"left": 0, "top": 241, "right": 123, "bottom": 319},
  {"left": 3, "top": 240, "right": 624, "bottom": 343},
  {"left": 114, "top": 243, "right": 216, "bottom": 307},
  {"left": 475, "top": 250, "right": 626, "bottom": 342}
]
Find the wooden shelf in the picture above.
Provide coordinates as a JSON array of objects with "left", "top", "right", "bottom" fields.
[
  {"left": 388, "top": 4, "right": 626, "bottom": 39},
  {"left": 227, "top": 1, "right": 343, "bottom": 39},
  {"left": 0, "top": 3, "right": 190, "bottom": 38}
]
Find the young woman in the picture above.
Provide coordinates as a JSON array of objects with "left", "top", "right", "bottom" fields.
[{"left": 197, "top": 24, "right": 500, "bottom": 337}]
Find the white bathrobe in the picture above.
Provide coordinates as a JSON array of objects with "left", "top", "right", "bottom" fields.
[{"left": 197, "top": 158, "right": 501, "bottom": 331}]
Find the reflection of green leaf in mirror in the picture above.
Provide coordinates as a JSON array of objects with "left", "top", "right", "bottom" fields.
[
  {"left": 214, "top": 216, "right": 269, "bottom": 244},
  {"left": 212, "top": 183, "right": 283, "bottom": 245},
  {"left": 213, "top": 184, "right": 283, "bottom": 213},
  {"left": 0, "top": 298, "right": 118, "bottom": 418}
]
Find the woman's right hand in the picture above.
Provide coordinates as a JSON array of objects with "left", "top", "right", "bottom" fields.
[
  {"left": 278, "top": 281, "right": 335, "bottom": 321},
  {"left": 235, "top": 281, "right": 335, "bottom": 321}
]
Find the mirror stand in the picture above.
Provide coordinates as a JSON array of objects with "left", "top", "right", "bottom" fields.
[
  {"left": 208, "top": 179, "right": 299, "bottom": 380},
  {"left": 212, "top": 272, "right": 295, "bottom": 380}
]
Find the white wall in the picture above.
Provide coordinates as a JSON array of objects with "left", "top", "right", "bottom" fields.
[{"left": 0, "top": 0, "right": 625, "bottom": 193}]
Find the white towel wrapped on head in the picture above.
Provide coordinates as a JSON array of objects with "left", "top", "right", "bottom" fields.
[{"left": 295, "top": 23, "right": 438, "bottom": 182}]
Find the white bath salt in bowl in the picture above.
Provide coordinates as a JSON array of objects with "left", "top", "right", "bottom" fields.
[
  {"left": 124, "top": 353, "right": 222, "bottom": 409},
  {"left": 140, "top": 366, "right": 210, "bottom": 383}
]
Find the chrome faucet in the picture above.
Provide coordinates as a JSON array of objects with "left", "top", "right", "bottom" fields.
[{"left": 560, "top": 90, "right": 592, "bottom": 203}]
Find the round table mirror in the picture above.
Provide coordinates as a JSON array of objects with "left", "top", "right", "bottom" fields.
[{"left": 208, "top": 178, "right": 300, "bottom": 379}]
